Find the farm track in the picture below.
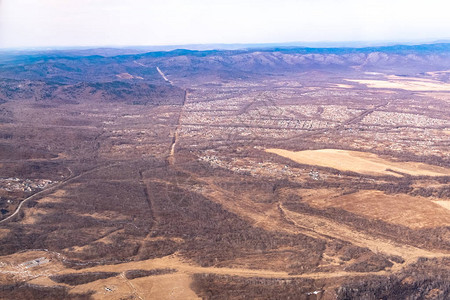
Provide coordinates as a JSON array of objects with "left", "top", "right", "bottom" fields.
[{"left": 120, "top": 273, "right": 144, "bottom": 300}]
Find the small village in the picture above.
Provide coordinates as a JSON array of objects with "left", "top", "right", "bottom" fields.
[{"left": 0, "top": 178, "right": 55, "bottom": 193}]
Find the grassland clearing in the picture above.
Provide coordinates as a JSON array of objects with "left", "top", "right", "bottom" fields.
[
  {"left": 346, "top": 76, "right": 450, "bottom": 91},
  {"left": 265, "top": 148, "right": 450, "bottom": 177},
  {"left": 277, "top": 202, "right": 447, "bottom": 262},
  {"left": 296, "top": 189, "right": 450, "bottom": 228},
  {"left": 433, "top": 200, "right": 450, "bottom": 211}
]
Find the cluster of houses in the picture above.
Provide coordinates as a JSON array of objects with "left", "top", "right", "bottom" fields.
[{"left": 0, "top": 178, "right": 54, "bottom": 193}]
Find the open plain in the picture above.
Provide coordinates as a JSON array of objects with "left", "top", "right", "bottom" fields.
[{"left": 0, "top": 44, "right": 449, "bottom": 299}]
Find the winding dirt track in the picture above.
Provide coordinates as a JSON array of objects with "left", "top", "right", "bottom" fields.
[
  {"left": 0, "top": 253, "right": 392, "bottom": 285},
  {"left": 4, "top": 252, "right": 399, "bottom": 300},
  {"left": 31, "top": 253, "right": 399, "bottom": 280},
  {"left": 278, "top": 203, "right": 450, "bottom": 266},
  {"left": 0, "top": 163, "right": 119, "bottom": 224}
]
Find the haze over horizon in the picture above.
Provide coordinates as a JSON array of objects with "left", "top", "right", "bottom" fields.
[{"left": 1, "top": 0, "right": 450, "bottom": 49}]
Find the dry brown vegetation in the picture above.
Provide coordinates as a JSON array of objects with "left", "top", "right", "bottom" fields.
[
  {"left": 295, "top": 189, "right": 450, "bottom": 228},
  {"left": 0, "top": 45, "right": 449, "bottom": 299}
]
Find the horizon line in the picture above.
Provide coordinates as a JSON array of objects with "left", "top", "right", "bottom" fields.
[{"left": 1, "top": 39, "right": 450, "bottom": 52}]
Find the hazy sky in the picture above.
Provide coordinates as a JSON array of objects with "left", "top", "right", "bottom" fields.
[{"left": 1, "top": 0, "right": 449, "bottom": 48}]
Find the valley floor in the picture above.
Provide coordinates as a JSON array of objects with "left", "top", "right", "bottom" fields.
[{"left": 0, "top": 67, "right": 449, "bottom": 299}]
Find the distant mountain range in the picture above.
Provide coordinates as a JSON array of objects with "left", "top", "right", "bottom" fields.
[
  {"left": 0, "top": 43, "right": 449, "bottom": 103},
  {"left": 2, "top": 40, "right": 450, "bottom": 54}
]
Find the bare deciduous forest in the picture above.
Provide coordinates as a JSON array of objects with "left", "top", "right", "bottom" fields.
[{"left": 0, "top": 44, "right": 449, "bottom": 299}]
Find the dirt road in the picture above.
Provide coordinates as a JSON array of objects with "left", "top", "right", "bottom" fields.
[
  {"left": 0, "top": 163, "right": 119, "bottom": 224},
  {"left": 168, "top": 90, "right": 188, "bottom": 165}
]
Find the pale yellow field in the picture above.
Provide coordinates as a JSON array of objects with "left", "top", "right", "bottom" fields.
[
  {"left": 265, "top": 148, "right": 450, "bottom": 177},
  {"left": 334, "top": 84, "right": 354, "bottom": 89},
  {"left": 434, "top": 200, "right": 450, "bottom": 211},
  {"left": 130, "top": 273, "right": 199, "bottom": 300},
  {"left": 346, "top": 75, "right": 450, "bottom": 91},
  {"left": 297, "top": 189, "right": 450, "bottom": 229}
]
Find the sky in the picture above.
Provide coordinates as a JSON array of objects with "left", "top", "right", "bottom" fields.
[{"left": 0, "top": 0, "right": 449, "bottom": 49}]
